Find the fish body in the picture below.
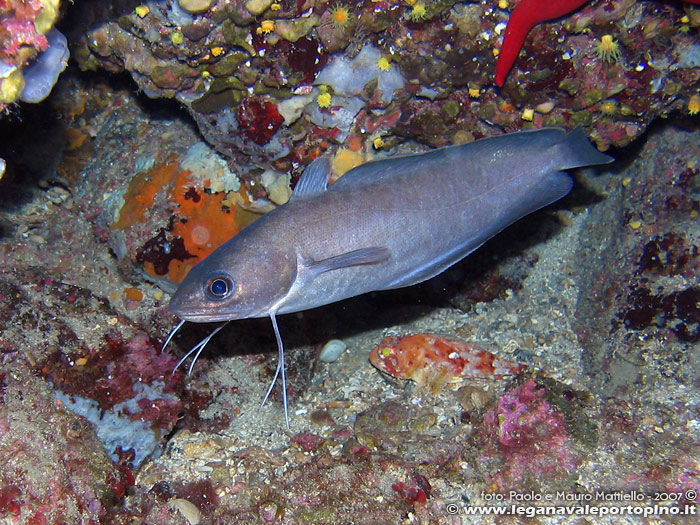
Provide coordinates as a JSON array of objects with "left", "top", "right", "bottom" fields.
[
  {"left": 170, "top": 127, "right": 611, "bottom": 321},
  {"left": 167, "top": 127, "right": 612, "bottom": 425}
]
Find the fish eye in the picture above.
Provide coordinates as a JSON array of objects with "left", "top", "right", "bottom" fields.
[{"left": 206, "top": 275, "right": 235, "bottom": 299}]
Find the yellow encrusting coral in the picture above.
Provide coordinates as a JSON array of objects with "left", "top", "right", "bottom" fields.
[
  {"left": 134, "top": 5, "right": 150, "bottom": 18},
  {"left": 35, "top": 0, "right": 61, "bottom": 34},
  {"left": 0, "top": 70, "right": 26, "bottom": 104},
  {"left": 171, "top": 31, "right": 184, "bottom": 45}
]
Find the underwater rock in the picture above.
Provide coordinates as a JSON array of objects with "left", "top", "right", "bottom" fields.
[
  {"left": 0, "top": 267, "right": 186, "bottom": 521},
  {"left": 573, "top": 124, "right": 700, "bottom": 395}
]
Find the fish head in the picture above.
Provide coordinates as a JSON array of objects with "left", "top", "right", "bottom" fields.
[{"left": 169, "top": 242, "right": 297, "bottom": 322}]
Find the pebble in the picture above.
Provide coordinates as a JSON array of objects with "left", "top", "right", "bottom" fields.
[
  {"left": 170, "top": 498, "right": 201, "bottom": 524},
  {"left": 319, "top": 339, "right": 347, "bottom": 363},
  {"left": 177, "top": 0, "right": 213, "bottom": 14}
]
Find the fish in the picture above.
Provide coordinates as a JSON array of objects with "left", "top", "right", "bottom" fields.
[
  {"left": 165, "top": 127, "right": 613, "bottom": 427},
  {"left": 369, "top": 334, "right": 528, "bottom": 392}
]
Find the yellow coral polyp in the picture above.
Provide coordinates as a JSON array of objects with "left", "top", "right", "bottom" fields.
[
  {"left": 377, "top": 56, "right": 391, "bottom": 71},
  {"left": 135, "top": 5, "right": 150, "bottom": 18},
  {"left": 317, "top": 91, "right": 332, "bottom": 108},
  {"left": 171, "top": 31, "right": 184, "bottom": 45},
  {"left": 596, "top": 34, "right": 621, "bottom": 63},
  {"left": 410, "top": 3, "right": 427, "bottom": 21},
  {"left": 329, "top": 4, "right": 352, "bottom": 30},
  {"left": 258, "top": 20, "right": 275, "bottom": 34},
  {"left": 600, "top": 100, "right": 617, "bottom": 115},
  {"left": 521, "top": 108, "right": 534, "bottom": 121},
  {"left": 211, "top": 46, "right": 224, "bottom": 57},
  {"left": 689, "top": 95, "right": 700, "bottom": 115}
]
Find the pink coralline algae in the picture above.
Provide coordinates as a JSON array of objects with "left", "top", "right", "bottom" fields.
[
  {"left": 478, "top": 379, "right": 581, "bottom": 491},
  {"left": 290, "top": 431, "right": 325, "bottom": 453}
]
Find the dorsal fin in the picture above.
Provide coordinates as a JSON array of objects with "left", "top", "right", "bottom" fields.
[{"left": 291, "top": 157, "right": 330, "bottom": 201}]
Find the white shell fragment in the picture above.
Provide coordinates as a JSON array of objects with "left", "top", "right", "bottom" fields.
[
  {"left": 170, "top": 498, "right": 202, "bottom": 524},
  {"left": 319, "top": 339, "right": 347, "bottom": 363}
]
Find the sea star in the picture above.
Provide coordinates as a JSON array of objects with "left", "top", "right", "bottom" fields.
[
  {"left": 495, "top": 0, "right": 700, "bottom": 87},
  {"left": 495, "top": 0, "right": 589, "bottom": 87}
]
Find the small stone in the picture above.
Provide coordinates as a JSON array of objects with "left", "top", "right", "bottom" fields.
[
  {"left": 535, "top": 101, "right": 555, "bottom": 114},
  {"left": 170, "top": 498, "right": 201, "bottom": 524},
  {"left": 178, "top": 0, "right": 213, "bottom": 14},
  {"left": 259, "top": 500, "right": 279, "bottom": 522},
  {"left": 274, "top": 15, "right": 320, "bottom": 43},
  {"left": 245, "top": 0, "right": 273, "bottom": 16},
  {"left": 319, "top": 339, "right": 347, "bottom": 363}
]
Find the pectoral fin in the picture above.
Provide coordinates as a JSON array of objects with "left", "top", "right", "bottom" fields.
[{"left": 306, "top": 247, "right": 391, "bottom": 279}]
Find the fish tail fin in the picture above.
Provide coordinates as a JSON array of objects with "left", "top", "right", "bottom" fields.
[{"left": 555, "top": 127, "right": 614, "bottom": 169}]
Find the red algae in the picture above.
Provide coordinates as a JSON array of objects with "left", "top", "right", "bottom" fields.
[
  {"left": 290, "top": 432, "right": 325, "bottom": 453},
  {"left": 40, "top": 332, "right": 183, "bottom": 426},
  {"left": 237, "top": 96, "right": 284, "bottom": 146},
  {"left": 391, "top": 473, "right": 431, "bottom": 506},
  {"left": 0, "top": 485, "right": 22, "bottom": 518}
]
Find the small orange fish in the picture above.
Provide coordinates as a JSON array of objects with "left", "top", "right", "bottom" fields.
[{"left": 370, "top": 334, "right": 526, "bottom": 392}]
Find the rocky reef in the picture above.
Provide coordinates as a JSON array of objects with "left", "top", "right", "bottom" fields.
[
  {"left": 0, "top": 0, "right": 698, "bottom": 523},
  {"left": 71, "top": 0, "right": 700, "bottom": 163}
]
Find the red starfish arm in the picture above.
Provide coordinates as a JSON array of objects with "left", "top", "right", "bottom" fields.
[{"left": 495, "top": 0, "right": 590, "bottom": 86}]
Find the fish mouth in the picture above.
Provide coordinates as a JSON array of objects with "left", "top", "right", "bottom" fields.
[{"left": 171, "top": 312, "right": 234, "bottom": 323}]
